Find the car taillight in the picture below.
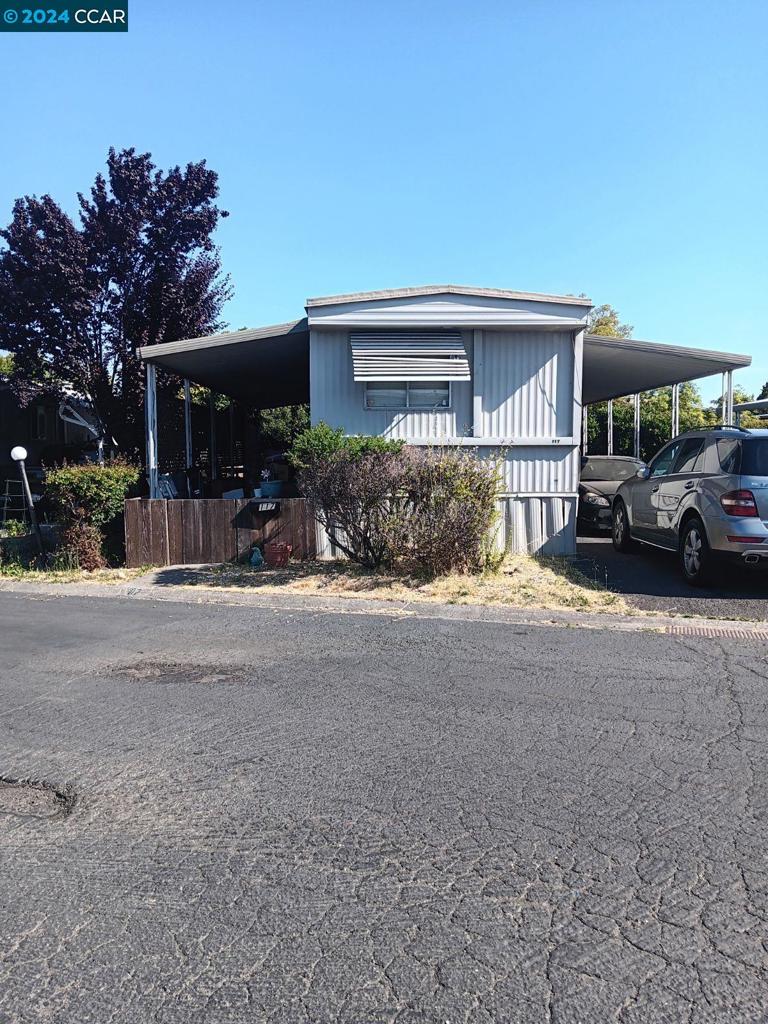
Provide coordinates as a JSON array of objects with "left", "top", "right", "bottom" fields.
[{"left": 720, "top": 490, "right": 759, "bottom": 517}]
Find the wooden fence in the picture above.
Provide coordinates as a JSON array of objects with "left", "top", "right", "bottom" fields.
[{"left": 124, "top": 498, "right": 317, "bottom": 568}]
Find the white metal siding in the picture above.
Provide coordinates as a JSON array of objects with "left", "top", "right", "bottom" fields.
[
  {"left": 311, "top": 329, "right": 473, "bottom": 439},
  {"left": 476, "top": 445, "right": 580, "bottom": 495},
  {"left": 479, "top": 331, "right": 574, "bottom": 439},
  {"left": 308, "top": 291, "right": 590, "bottom": 329}
]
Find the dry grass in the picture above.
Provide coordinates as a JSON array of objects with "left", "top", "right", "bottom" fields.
[
  {"left": 0, "top": 565, "right": 149, "bottom": 585},
  {"left": 167, "top": 555, "right": 630, "bottom": 614}
]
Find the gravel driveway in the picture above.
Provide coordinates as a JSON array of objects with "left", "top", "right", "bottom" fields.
[{"left": 1, "top": 592, "right": 766, "bottom": 1023}]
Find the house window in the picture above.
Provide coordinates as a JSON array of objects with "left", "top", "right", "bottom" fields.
[{"left": 365, "top": 381, "right": 450, "bottom": 410}]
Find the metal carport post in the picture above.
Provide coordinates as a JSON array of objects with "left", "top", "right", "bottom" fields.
[{"left": 145, "top": 363, "right": 159, "bottom": 498}]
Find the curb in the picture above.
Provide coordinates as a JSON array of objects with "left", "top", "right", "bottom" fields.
[{"left": 1, "top": 576, "right": 767, "bottom": 640}]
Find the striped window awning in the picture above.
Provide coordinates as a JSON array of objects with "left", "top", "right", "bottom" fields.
[{"left": 350, "top": 333, "right": 471, "bottom": 382}]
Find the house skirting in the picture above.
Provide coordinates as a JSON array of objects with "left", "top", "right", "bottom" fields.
[{"left": 497, "top": 495, "right": 577, "bottom": 557}]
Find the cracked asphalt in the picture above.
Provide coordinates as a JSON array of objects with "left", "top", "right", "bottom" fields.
[{"left": 1, "top": 592, "right": 767, "bottom": 1023}]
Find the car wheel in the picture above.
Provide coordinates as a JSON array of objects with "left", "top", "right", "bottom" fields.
[
  {"left": 680, "top": 517, "right": 712, "bottom": 586},
  {"left": 612, "top": 499, "right": 633, "bottom": 552}
]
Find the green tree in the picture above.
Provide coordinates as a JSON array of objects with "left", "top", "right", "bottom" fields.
[
  {"left": 255, "top": 405, "right": 310, "bottom": 450},
  {"left": 0, "top": 352, "right": 12, "bottom": 378},
  {"left": 587, "top": 303, "right": 633, "bottom": 338},
  {"left": 708, "top": 386, "right": 764, "bottom": 428},
  {"left": 759, "top": 381, "right": 768, "bottom": 400},
  {"left": 586, "top": 303, "right": 634, "bottom": 452}
]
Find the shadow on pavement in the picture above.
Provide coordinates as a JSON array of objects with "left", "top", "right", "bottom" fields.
[{"left": 577, "top": 533, "right": 768, "bottom": 619}]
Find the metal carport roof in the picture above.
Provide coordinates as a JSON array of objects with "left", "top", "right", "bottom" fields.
[
  {"left": 139, "top": 324, "right": 751, "bottom": 408},
  {"left": 582, "top": 334, "right": 751, "bottom": 404},
  {"left": 138, "top": 319, "right": 311, "bottom": 407}
]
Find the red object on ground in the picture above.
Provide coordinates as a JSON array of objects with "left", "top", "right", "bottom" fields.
[{"left": 264, "top": 541, "right": 292, "bottom": 568}]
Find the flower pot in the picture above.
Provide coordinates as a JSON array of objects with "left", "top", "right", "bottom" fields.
[{"left": 264, "top": 541, "right": 292, "bottom": 568}]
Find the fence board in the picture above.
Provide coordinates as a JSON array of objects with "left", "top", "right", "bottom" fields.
[
  {"left": 124, "top": 498, "right": 315, "bottom": 568},
  {"left": 124, "top": 498, "right": 142, "bottom": 568},
  {"left": 139, "top": 499, "right": 154, "bottom": 566},
  {"left": 167, "top": 501, "right": 183, "bottom": 564},
  {"left": 182, "top": 499, "right": 202, "bottom": 564}
]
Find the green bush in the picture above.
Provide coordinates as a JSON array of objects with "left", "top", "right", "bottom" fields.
[
  {"left": 1, "top": 519, "right": 28, "bottom": 537},
  {"left": 289, "top": 424, "right": 404, "bottom": 569},
  {"left": 45, "top": 460, "right": 140, "bottom": 568},
  {"left": 45, "top": 460, "right": 140, "bottom": 529},
  {"left": 289, "top": 425, "right": 502, "bottom": 575},
  {"left": 393, "top": 447, "right": 503, "bottom": 576},
  {"left": 289, "top": 422, "right": 404, "bottom": 471}
]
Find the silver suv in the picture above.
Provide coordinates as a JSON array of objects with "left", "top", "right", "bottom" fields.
[{"left": 612, "top": 427, "right": 768, "bottom": 585}]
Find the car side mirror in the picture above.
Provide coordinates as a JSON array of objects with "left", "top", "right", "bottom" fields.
[{"left": 636, "top": 466, "right": 650, "bottom": 480}]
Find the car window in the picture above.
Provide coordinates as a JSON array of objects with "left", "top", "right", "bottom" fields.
[
  {"left": 580, "top": 459, "right": 643, "bottom": 482},
  {"left": 672, "top": 437, "right": 705, "bottom": 474},
  {"left": 740, "top": 439, "right": 768, "bottom": 476},
  {"left": 649, "top": 442, "right": 681, "bottom": 478},
  {"left": 716, "top": 438, "right": 741, "bottom": 474}
]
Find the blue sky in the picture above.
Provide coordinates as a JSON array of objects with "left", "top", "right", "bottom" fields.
[{"left": 1, "top": 0, "right": 766, "bottom": 401}]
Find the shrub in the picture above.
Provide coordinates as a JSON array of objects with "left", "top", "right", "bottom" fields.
[
  {"left": 391, "top": 447, "right": 502, "bottom": 576},
  {"left": 44, "top": 459, "right": 140, "bottom": 568},
  {"left": 289, "top": 422, "right": 404, "bottom": 471},
  {"left": 1, "top": 518, "right": 28, "bottom": 537},
  {"left": 290, "top": 424, "right": 405, "bottom": 569},
  {"left": 58, "top": 521, "right": 106, "bottom": 571},
  {"left": 289, "top": 425, "right": 502, "bottom": 576},
  {"left": 45, "top": 460, "right": 140, "bottom": 529}
]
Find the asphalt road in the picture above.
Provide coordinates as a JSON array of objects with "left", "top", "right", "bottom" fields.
[
  {"left": 577, "top": 534, "right": 768, "bottom": 620},
  {"left": 1, "top": 592, "right": 767, "bottom": 1023}
]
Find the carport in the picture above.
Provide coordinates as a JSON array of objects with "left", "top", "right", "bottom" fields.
[
  {"left": 139, "top": 322, "right": 750, "bottom": 495},
  {"left": 582, "top": 334, "right": 751, "bottom": 457}
]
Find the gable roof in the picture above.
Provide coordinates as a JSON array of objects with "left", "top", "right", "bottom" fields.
[{"left": 306, "top": 284, "right": 593, "bottom": 308}]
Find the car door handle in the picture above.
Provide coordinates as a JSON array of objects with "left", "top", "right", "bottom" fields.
[
  {"left": 684, "top": 480, "right": 696, "bottom": 489},
  {"left": 652, "top": 485, "right": 660, "bottom": 493}
]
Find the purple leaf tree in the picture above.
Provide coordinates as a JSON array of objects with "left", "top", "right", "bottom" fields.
[{"left": 0, "top": 147, "right": 231, "bottom": 455}]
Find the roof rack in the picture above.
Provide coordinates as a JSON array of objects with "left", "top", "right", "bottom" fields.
[{"left": 687, "top": 424, "right": 751, "bottom": 434}]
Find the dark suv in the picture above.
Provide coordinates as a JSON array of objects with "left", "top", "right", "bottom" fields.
[{"left": 611, "top": 427, "right": 768, "bottom": 585}]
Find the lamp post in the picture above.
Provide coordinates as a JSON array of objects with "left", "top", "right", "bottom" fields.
[{"left": 10, "top": 446, "right": 45, "bottom": 560}]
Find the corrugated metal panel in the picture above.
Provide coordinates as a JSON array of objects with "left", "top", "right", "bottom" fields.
[
  {"left": 311, "top": 329, "right": 473, "bottom": 439},
  {"left": 350, "top": 333, "right": 470, "bottom": 381},
  {"left": 316, "top": 520, "right": 348, "bottom": 560},
  {"left": 477, "top": 446, "right": 580, "bottom": 495},
  {"left": 479, "top": 331, "right": 574, "bottom": 438},
  {"left": 503, "top": 496, "right": 577, "bottom": 555}
]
